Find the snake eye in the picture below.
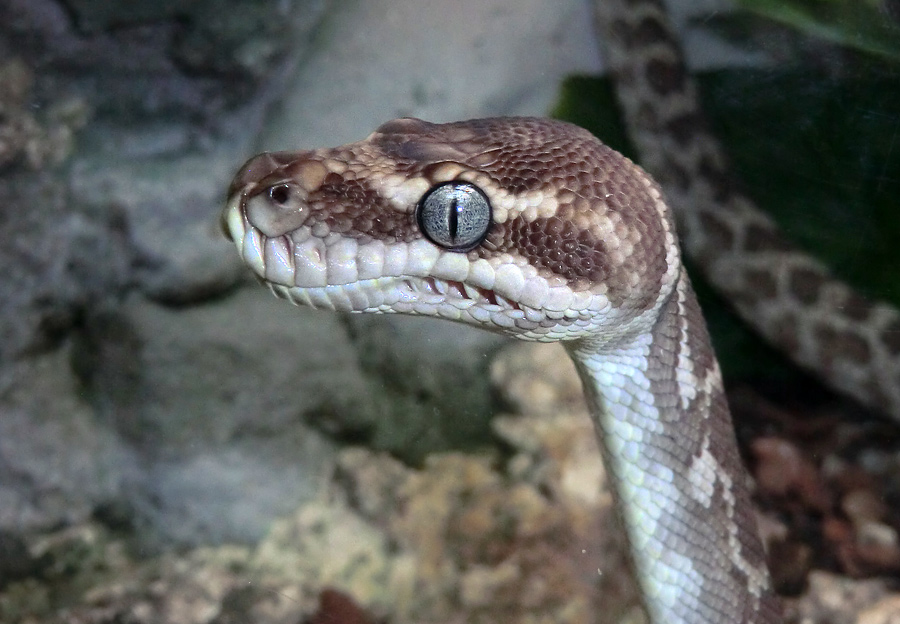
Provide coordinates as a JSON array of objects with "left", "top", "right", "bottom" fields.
[{"left": 416, "top": 181, "right": 492, "bottom": 252}]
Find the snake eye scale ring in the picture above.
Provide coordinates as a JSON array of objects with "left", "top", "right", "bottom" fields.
[{"left": 416, "top": 181, "right": 492, "bottom": 252}]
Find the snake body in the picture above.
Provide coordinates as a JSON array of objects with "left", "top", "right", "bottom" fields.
[
  {"left": 594, "top": 0, "right": 900, "bottom": 419},
  {"left": 222, "top": 116, "right": 782, "bottom": 622}
]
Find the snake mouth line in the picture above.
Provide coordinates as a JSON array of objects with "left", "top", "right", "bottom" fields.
[
  {"left": 225, "top": 197, "right": 587, "bottom": 328},
  {"left": 412, "top": 277, "right": 523, "bottom": 311}
]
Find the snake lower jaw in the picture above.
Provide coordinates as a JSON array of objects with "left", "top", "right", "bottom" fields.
[
  {"left": 237, "top": 240, "right": 601, "bottom": 341},
  {"left": 261, "top": 275, "right": 597, "bottom": 342}
]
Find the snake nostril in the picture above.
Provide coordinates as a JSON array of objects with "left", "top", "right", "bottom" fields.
[
  {"left": 245, "top": 181, "right": 309, "bottom": 237},
  {"left": 268, "top": 184, "right": 292, "bottom": 205}
]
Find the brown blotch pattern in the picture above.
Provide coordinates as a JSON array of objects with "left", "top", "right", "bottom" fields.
[
  {"left": 599, "top": 0, "right": 900, "bottom": 424},
  {"left": 311, "top": 177, "right": 419, "bottom": 242},
  {"left": 665, "top": 112, "right": 705, "bottom": 148},
  {"left": 512, "top": 216, "right": 611, "bottom": 285},
  {"left": 743, "top": 224, "right": 793, "bottom": 253},
  {"left": 643, "top": 269, "right": 776, "bottom": 621},
  {"left": 632, "top": 15, "right": 678, "bottom": 48},
  {"left": 696, "top": 154, "right": 734, "bottom": 203},
  {"left": 242, "top": 169, "right": 419, "bottom": 244},
  {"left": 770, "top": 313, "right": 801, "bottom": 354},
  {"left": 645, "top": 58, "right": 688, "bottom": 97},
  {"left": 883, "top": 319, "right": 900, "bottom": 356},
  {"left": 743, "top": 269, "right": 779, "bottom": 300},
  {"left": 841, "top": 290, "right": 875, "bottom": 323},
  {"left": 815, "top": 324, "right": 871, "bottom": 365},
  {"left": 611, "top": 1, "right": 676, "bottom": 52},
  {"left": 377, "top": 117, "right": 603, "bottom": 196},
  {"left": 679, "top": 272, "right": 716, "bottom": 378},
  {"left": 697, "top": 212, "right": 736, "bottom": 252},
  {"left": 789, "top": 267, "right": 825, "bottom": 305}
]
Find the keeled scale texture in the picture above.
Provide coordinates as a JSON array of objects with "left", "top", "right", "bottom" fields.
[{"left": 223, "top": 115, "right": 780, "bottom": 622}]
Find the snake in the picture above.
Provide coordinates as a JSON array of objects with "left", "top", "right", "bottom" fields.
[
  {"left": 220, "top": 1, "right": 899, "bottom": 622},
  {"left": 221, "top": 114, "right": 781, "bottom": 622}
]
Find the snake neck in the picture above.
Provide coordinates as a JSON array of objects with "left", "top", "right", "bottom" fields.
[{"left": 565, "top": 268, "right": 781, "bottom": 623}]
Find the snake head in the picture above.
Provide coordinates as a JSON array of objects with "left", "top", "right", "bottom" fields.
[{"left": 223, "top": 117, "right": 680, "bottom": 342}]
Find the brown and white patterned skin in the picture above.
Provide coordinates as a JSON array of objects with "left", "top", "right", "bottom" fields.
[
  {"left": 593, "top": 0, "right": 900, "bottom": 419},
  {"left": 222, "top": 116, "right": 782, "bottom": 622}
]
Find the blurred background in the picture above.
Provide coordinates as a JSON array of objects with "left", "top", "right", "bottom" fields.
[{"left": 0, "top": 0, "right": 898, "bottom": 622}]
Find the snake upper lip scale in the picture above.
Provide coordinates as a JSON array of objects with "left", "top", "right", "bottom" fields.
[
  {"left": 225, "top": 204, "right": 595, "bottom": 327},
  {"left": 223, "top": 115, "right": 783, "bottom": 623}
]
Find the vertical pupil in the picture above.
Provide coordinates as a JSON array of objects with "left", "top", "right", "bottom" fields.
[{"left": 448, "top": 196, "right": 459, "bottom": 242}]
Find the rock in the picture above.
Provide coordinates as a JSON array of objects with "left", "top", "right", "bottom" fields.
[
  {"left": 858, "top": 595, "right": 900, "bottom": 624},
  {"left": 794, "top": 571, "right": 893, "bottom": 624},
  {"left": 345, "top": 315, "right": 503, "bottom": 461},
  {"left": 0, "top": 173, "right": 132, "bottom": 364},
  {"left": 0, "top": 339, "right": 637, "bottom": 622},
  {"left": 0, "top": 346, "right": 131, "bottom": 534},
  {"left": 77, "top": 289, "right": 353, "bottom": 546},
  {"left": 0, "top": 531, "right": 40, "bottom": 590}
]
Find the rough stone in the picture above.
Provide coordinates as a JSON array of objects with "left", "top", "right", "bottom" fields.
[
  {"left": 0, "top": 341, "right": 636, "bottom": 623},
  {"left": 0, "top": 346, "right": 132, "bottom": 533},
  {"left": 77, "top": 289, "right": 358, "bottom": 545}
]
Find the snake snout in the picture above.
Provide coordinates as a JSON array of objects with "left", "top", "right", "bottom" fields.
[
  {"left": 227, "top": 151, "right": 299, "bottom": 197},
  {"left": 227, "top": 151, "right": 335, "bottom": 241}
]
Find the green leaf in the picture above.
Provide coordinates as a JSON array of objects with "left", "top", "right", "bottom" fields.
[{"left": 735, "top": 0, "right": 900, "bottom": 61}]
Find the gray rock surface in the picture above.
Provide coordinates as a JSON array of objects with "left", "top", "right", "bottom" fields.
[{"left": 0, "top": 346, "right": 131, "bottom": 532}]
